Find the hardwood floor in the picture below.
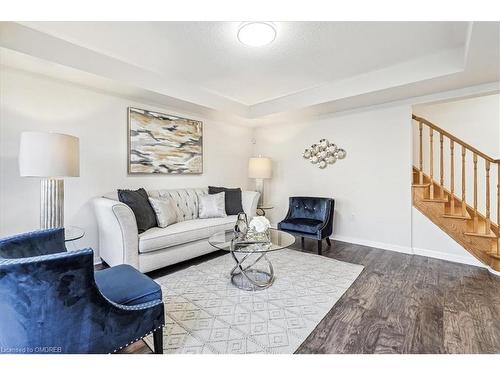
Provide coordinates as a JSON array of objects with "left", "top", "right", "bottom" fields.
[{"left": 117, "top": 238, "right": 500, "bottom": 354}]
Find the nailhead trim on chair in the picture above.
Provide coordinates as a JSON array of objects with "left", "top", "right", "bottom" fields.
[
  {"left": 100, "top": 290, "right": 165, "bottom": 353},
  {"left": 111, "top": 324, "right": 165, "bottom": 353},
  {"left": 107, "top": 298, "right": 163, "bottom": 311}
]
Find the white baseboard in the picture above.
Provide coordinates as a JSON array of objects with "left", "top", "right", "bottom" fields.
[
  {"left": 489, "top": 268, "right": 500, "bottom": 277},
  {"left": 412, "top": 247, "right": 485, "bottom": 268},
  {"left": 279, "top": 228, "right": 496, "bottom": 274},
  {"left": 331, "top": 235, "right": 494, "bottom": 272},
  {"left": 331, "top": 235, "right": 414, "bottom": 254}
]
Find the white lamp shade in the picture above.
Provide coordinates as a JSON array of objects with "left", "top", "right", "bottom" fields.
[
  {"left": 19, "top": 132, "right": 80, "bottom": 177},
  {"left": 248, "top": 157, "right": 272, "bottom": 179}
]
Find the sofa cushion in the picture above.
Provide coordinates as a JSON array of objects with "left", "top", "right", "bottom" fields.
[
  {"left": 94, "top": 264, "right": 161, "bottom": 306},
  {"left": 208, "top": 186, "right": 244, "bottom": 215},
  {"left": 148, "top": 196, "right": 178, "bottom": 228},
  {"left": 139, "top": 216, "right": 236, "bottom": 253},
  {"left": 148, "top": 188, "right": 207, "bottom": 222},
  {"left": 278, "top": 218, "right": 324, "bottom": 234},
  {"left": 199, "top": 192, "right": 227, "bottom": 219},
  {"left": 118, "top": 188, "right": 157, "bottom": 233}
]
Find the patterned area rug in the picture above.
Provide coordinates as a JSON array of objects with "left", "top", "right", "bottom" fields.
[{"left": 144, "top": 249, "right": 363, "bottom": 354}]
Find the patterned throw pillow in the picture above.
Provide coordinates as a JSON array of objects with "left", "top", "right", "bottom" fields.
[
  {"left": 199, "top": 192, "right": 227, "bottom": 219},
  {"left": 148, "top": 197, "right": 178, "bottom": 228}
]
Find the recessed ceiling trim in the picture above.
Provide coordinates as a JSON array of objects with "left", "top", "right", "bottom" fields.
[
  {"left": 248, "top": 47, "right": 467, "bottom": 118},
  {"left": 1, "top": 21, "right": 498, "bottom": 123},
  {"left": 0, "top": 22, "right": 250, "bottom": 118}
]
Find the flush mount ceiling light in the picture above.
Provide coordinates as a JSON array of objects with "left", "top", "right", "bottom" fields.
[{"left": 237, "top": 22, "right": 276, "bottom": 47}]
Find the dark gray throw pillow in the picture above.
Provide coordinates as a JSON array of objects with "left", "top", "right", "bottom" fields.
[
  {"left": 117, "top": 188, "right": 157, "bottom": 233},
  {"left": 208, "top": 186, "right": 244, "bottom": 215}
]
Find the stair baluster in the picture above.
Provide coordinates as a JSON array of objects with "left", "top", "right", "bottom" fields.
[
  {"left": 419, "top": 122, "right": 424, "bottom": 185},
  {"left": 461, "top": 146, "right": 466, "bottom": 216},
  {"left": 429, "top": 128, "right": 434, "bottom": 199},
  {"left": 440, "top": 133, "right": 444, "bottom": 199},
  {"left": 450, "top": 140, "right": 455, "bottom": 214},
  {"left": 485, "top": 160, "right": 491, "bottom": 235},
  {"left": 473, "top": 153, "right": 478, "bottom": 232}
]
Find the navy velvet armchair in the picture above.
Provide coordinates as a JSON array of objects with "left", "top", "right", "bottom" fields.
[
  {"left": 278, "top": 196, "right": 335, "bottom": 255},
  {"left": 0, "top": 228, "right": 164, "bottom": 354}
]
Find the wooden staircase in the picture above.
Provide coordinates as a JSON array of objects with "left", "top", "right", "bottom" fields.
[{"left": 412, "top": 114, "right": 500, "bottom": 273}]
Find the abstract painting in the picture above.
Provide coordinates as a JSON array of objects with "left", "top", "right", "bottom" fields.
[{"left": 128, "top": 107, "right": 203, "bottom": 174}]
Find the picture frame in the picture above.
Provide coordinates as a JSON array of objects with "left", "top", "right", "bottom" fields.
[{"left": 127, "top": 107, "right": 203, "bottom": 174}]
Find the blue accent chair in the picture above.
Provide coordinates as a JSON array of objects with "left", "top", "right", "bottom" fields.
[
  {"left": 0, "top": 228, "right": 164, "bottom": 354},
  {"left": 278, "top": 197, "right": 335, "bottom": 255}
]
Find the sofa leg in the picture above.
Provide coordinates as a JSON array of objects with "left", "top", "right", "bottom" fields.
[
  {"left": 153, "top": 329, "right": 163, "bottom": 354},
  {"left": 326, "top": 237, "right": 331, "bottom": 247},
  {"left": 317, "top": 240, "right": 322, "bottom": 255},
  {"left": 301, "top": 236, "right": 305, "bottom": 249}
]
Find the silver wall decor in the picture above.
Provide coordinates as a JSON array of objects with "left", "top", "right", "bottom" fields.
[{"left": 302, "top": 139, "right": 346, "bottom": 168}]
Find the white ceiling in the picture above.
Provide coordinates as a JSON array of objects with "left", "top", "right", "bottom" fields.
[
  {"left": 18, "top": 21, "right": 468, "bottom": 105},
  {"left": 0, "top": 21, "right": 498, "bottom": 125}
]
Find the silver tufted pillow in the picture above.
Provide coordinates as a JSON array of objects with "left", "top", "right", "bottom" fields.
[
  {"left": 198, "top": 192, "right": 227, "bottom": 219},
  {"left": 148, "top": 188, "right": 207, "bottom": 222}
]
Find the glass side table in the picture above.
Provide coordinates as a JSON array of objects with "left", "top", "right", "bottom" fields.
[
  {"left": 64, "top": 226, "right": 85, "bottom": 243},
  {"left": 256, "top": 204, "right": 274, "bottom": 217}
]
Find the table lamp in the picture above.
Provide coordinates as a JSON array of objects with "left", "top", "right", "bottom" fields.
[
  {"left": 248, "top": 156, "right": 272, "bottom": 206},
  {"left": 19, "top": 131, "right": 80, "bottom": 229}
]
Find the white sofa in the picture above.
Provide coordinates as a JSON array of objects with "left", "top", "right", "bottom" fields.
[{"left": 93, "top": 188, "right": 260, "bottom": 273}]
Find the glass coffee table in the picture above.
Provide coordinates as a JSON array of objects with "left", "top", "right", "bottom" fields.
[{"left": 208, "top": 229, "right": 295, "bottom": 291}]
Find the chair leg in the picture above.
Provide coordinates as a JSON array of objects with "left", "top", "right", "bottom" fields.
[
  {"left": 326, "top": 237, "right": 331, "bottom": 247},
  {"left": 153, "top": 329, "right": 163, "bottom": 354},
  {"left": 317, "top": 240, "right": 322, "bottom": 255},
  {"left": 301, "top": 236, "right": 305, "bottom": 249}
]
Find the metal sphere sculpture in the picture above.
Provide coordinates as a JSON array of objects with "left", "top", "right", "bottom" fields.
[{"left": 302, "top": 139, "right": 346, "bottom": 169}]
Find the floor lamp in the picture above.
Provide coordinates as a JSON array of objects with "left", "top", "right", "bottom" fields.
[
  {"left": 248, "top": 156, "right": 272, "bottom": 206},
  {"left": 19, "top": 132, "right": 80, "bottom": 229}
]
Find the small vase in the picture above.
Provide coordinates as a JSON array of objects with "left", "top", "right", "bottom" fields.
[{"left": 234, "top": 212, "right": 248, "bottom": 239}]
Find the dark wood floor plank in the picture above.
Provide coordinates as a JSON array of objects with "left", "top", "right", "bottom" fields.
[
  {"left": 443, "top": 308, "right": 482, "bottom": 353},
  {"left": 406, "top": 306, "right": 444, "bottom": 354},
  {"left": 111, "top": 238, "right": 500, "bottom": 354}
]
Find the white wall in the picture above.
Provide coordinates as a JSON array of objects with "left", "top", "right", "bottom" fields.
[
  {"left": 253, "top": 105, "right": 414, "bottom": 253},
  {"left": 0, "top": 67, "right": 253, "bottom": 259},
  {"left": 412, "top": 208, "right": 482, "bottom": 266}
]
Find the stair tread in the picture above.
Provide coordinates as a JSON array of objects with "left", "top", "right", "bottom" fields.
[
  {"left": 422, "top": 198, "right": 449, "bottom": 203},
  {"left": 412, "top": 183, "right": 431, "bottom": 188},
  {"left": 442, "top": 213, "right": 471, "bottom": 220},
  {"left": 487, "top": 250, "right": 500, "bottom": 258},
  {"left": 464, "top": 231, "right": 497, "bottom": 239}
]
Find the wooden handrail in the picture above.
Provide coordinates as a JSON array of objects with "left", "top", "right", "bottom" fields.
[{"left": 412, "top": 114, "right": 499, "bottom": 164}]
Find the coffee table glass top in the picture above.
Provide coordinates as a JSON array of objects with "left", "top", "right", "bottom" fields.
[{"left": 208, "top": 228, "right": 295, "bottom": 253}]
